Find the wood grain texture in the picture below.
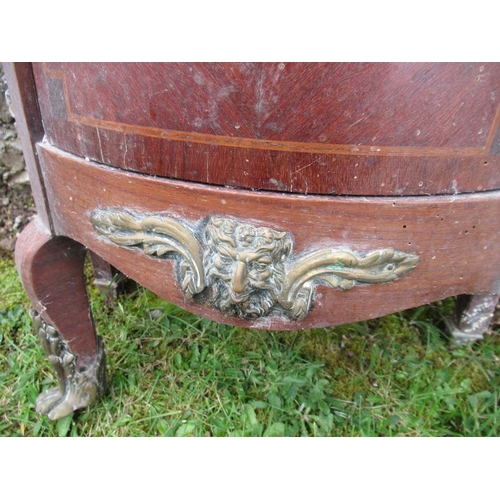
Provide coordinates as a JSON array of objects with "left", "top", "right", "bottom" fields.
[
  {"left": 38, "top": 143, "right": 500, "bottom": 331},
  {"left": 15, "top": 216, "right": 98, "bottom": 366},
  {"left": 32, "top": 62, "right": 500, "bottom": 196},
  {"left": 3, "top": 63, "right": 53, "bottom": 231}
]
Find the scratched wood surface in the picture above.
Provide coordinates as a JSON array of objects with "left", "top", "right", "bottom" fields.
[
  {"left": 3, "top": 63, "right": 53, "bottom": 231},
  {"left": 32, "top": 63, "right": 500, "bottom": 196},
  {"left": 38, "top": 144, "right": 500, "bottom": 331},
  {"left": 15, "top": 216, "right": 98, "bottom": 365}
]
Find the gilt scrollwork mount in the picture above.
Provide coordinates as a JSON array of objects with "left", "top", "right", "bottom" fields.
[{"left": 91, "top": 210, "right": 419, "bottom": 321}]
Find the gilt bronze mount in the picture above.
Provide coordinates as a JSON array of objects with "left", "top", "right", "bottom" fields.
[
  {"left": 33, "top": 311, "right": 106, "bottom": 420},
  {"left": 91, "top": 211, "right": 419, "bottom": 321}
]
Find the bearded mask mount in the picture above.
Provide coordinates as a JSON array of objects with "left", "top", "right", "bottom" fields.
[
  {"left": 91, "top": 210, "right": 419, "bottom": 321},
  {"left": 203, "top": 217, "right": 293, "bottom": 319}
]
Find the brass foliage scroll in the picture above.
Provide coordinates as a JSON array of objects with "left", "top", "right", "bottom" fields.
[
  {"left": 91, "top": 211, "right": 419, "bottom": 320},
  {"left": 91, "top": 211, "right": 204, "bottom": 298}
]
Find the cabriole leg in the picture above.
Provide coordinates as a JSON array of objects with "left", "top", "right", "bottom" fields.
[{"left": 15, "top": 216, "right": 106, "bottom": 420}]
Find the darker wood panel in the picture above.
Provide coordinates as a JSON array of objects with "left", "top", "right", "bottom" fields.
[
  {"left": 29, "top": 118, "right": 500, "bottom": 196},
  {"left": 258, "top": 62, "right": 500, "bottom": 147},
  {"left": 31, "top": 63, "right": 500, "bottom": 196},
  {"left": 38, "top": 144, "right": 500, "bottom": 331},
  {"left": 37, "top": 63, "right": 500, "bottom": 148},
  {"left": 42, "top": 62, "right": 262, "bottom": 137}
]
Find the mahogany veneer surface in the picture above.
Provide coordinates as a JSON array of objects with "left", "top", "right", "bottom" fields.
[
  {"left": 33, "top": 63, "right": 500, "bottom": 196},
  {"left": 38, "top": 144, "right": 500, "bottom": 330}
]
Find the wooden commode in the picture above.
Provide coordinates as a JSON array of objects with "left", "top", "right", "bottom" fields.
[{"left": 5, "top": 63, "right": 500, "bottom": 419}]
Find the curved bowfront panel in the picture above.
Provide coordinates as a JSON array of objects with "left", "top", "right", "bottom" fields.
[
  {"left": 39, "top": 143, "right": 500, "bottom": 331},
  {"left": 32, "top": 63, "right": 500, "bottom": 197}
]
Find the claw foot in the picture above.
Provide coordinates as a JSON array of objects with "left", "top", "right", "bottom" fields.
[
  {"left": 33, "top": 312, "right": 106, "bottom": 420},
  {"left": 446, "top": 293, "right": 499, "bottom": 346}
]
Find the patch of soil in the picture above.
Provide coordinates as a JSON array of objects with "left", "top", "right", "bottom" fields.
[{"left": 0, "top": 180, "right": 35, "bottom": 254}]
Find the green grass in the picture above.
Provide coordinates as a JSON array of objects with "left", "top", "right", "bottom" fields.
[{"left": 1, "top": 254, "right": 499, "bottom": 436}]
